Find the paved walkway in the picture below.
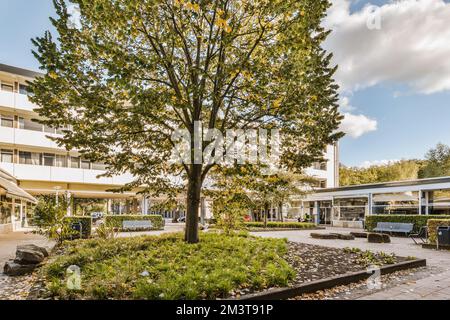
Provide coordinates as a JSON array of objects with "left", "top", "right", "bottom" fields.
[
  {"left": 0, "top": 230, "right": 53, "bottom": 268},
  {"left": 251, "top": 227, "right": 450, "bottom": 300}
]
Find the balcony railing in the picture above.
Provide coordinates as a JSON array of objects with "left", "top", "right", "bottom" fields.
[
  {"left": 0, "top": 162, "right": 134, "bottom": 185},
  {"left": 0, "top": 90, "right": 38, "bottom": 113}
]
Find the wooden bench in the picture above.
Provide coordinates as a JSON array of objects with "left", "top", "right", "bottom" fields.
[
  {"left": 122, "top": 220, "right": 153, "bottom": 231},
  {"left": 373, "top": 222, "right": 413, "bottom": 236}
]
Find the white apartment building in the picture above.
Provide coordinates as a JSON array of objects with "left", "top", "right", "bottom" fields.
[{"left": 0, "top": 63, "right": 338, "bottom": 232}]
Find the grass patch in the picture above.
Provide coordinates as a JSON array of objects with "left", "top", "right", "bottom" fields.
[{"left": 42, "top": 232, "right": 295, "bottom": 300}]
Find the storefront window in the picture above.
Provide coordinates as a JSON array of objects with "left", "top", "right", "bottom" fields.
[{"left": 0, "top": 196, "right": 12, "bottom": 225}]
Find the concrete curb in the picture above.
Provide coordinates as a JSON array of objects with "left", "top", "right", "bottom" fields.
[{"left": 239, "top": 258, "right": 427, "bottom": 300}]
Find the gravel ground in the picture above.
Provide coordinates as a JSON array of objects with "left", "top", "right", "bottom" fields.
[{"left": 0, "top": 273, "right": 39, "bottom": 300}]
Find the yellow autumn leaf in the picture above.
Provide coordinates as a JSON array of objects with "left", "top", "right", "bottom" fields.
[
  {"left": 273, "top": 97, "right": 282, "bottom": 109},
  {"left": 48, "top": 71, "right": 58, "bottom": 79}
]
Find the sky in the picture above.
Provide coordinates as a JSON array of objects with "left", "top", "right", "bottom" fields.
[{"left": 1, "top": 0, "right": 450, "bottom": 167}]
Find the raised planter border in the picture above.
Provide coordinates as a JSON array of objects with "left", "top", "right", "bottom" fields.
[{"left": 238, "top": 258, "right": 426, "bottom": 300}]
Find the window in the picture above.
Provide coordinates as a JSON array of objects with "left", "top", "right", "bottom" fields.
[
  {"left": 1, "top": 83, "right": 13, "bottom": 92},
  {"left": 18, "top": 117, "right": 42, "bottom": 132},
  {"left": 91, "top": 162, "right": 107, "bottom": 171},
  {"left": 0, "top": 149, "right": 13, "bottom": 163},
  {"left": 44, "top": 125, "right": 56, "bottom": 134},
  {"left": 0, "top": 114, "right": 13, "bottom": 128},
  {"left": 19, "top": 151, "right": 41, "bottom": 165},
  {"left": 70, "top": 157, "right": 80, "bottom": 168},
  {"left": 55, "top": 155, "right": 67, "bottom": 167},
  {"left": 320, "top": 162, "right": 327, "bottom": 171},
  {"left": 81, "top": 160, "right": 90, "bottom": 169},
  {"left": 320, "top": 180, "right": 327, "bottom": 188},
  {"left": 43, "top": 153, "right": 55, "bottom": 167},
  {"left": 19, "top": 84, "right": 29, "bottom": 95}
]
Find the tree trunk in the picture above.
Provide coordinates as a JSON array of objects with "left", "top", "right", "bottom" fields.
[
  {"left": 185, "top": 165, "right": 202, "bottom": 243},
  {"left": 263, "top": 203, "right": 269, "bottom": 228},
  {"left": 278, "top": 202, "right": 284, "bottom": 222}
]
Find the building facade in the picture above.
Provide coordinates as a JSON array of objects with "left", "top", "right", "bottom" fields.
[
  {"left": 301, "top": 176, "right": 450, "bottom": 228},
  {"left": 0, "top": 63, "right": 338, "bottom": 232}
]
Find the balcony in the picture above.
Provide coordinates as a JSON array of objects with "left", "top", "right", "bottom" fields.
[
  {"left": 0, "top": 90, "right": 38, "bottom": 113},
  {"left": 0, "top": 91, "right": 15, "bottom": 109},
  {"left": 0, "top": 126, "right": 62, "bottom": 150},
  {"left": 0, "top": 162, "right": 134, "bottom": 185}
]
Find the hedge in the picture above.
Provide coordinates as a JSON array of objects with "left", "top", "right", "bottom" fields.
[
  {"left": 427, "top": 219, "right": 450, "bottom": 244},
  {"left": 244, "top": 222, "right": 316, "bottom": 229},
  {"left": 64, "top": 216, "right": 92, "bottom": 239},
  {"left": 104, "top": 215, "right": 164, "bottom": 231},
  {"left": 365, "top": 215, "right": 450, "bottom": 232}
]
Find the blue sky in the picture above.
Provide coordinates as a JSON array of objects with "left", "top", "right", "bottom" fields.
[{"left": 1, "top": 0, "right": 450, "bottom": 167}]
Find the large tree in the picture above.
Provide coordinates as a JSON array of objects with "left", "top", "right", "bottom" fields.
[{"left": 30, "top": 0, "right": 342, "bottom": 243}]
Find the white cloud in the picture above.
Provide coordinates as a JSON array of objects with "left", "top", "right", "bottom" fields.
[
  {"left": 339, "top": 112, "right": 377, "bottom": 138},
  {"left": 339, "top": 96, "right": 355, "bottom": 112},
  {"left": 358, "top": 159, "right": 400, "bottom": 168},
  {"left": 324, "top": 0, "right": 450, "bottom": 94}
]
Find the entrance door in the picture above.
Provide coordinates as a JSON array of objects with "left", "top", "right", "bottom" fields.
[{"left": 319, "top": 207, "right": 332, "bottom": 225}]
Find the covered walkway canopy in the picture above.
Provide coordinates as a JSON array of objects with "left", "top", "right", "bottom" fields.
[{"left": 0, "top": 168, "right": 36, "bottom": 203}]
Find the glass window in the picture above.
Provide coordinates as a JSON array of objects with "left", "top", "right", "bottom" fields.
[
  {"left": 70, "top": 157, "right": 80, "bottom": 168},
  {"left": 18, "top": 117, "right": 42, "bottom": 132},
  {"left": 0, "top": 149, "right": 13, "bottom": 163},
  {"left": 320, "top": 162, "right": 327, "bottom": 171},
  {"left": 0, "top": 114, "right": 14, "bottom": 128},
  {"left": 81, "top": 160, "right": 90, "bottom": 169},
  {"left": 55, "top": 155, "right": 67, "bottom": 167},
  {"left": 43, "top": 153, "right": 55, "bottom": 167},
  {"left": 19, "top": 151, "right": 41, "bottom": 165},
  {"left": 19, "top": 84, "right": 29, "bottom": 95},
  {"left": 0, "top": 196, "right": 12, "bottom": 225},
  {"left": 44, "top": 125, "right": 55, "bottom": 134},
  {"left": 1, "top": 83, "right": 13, "bottom": 92},
  {"left": 91, "top": 162, "right": 107, "bottom": 171}
]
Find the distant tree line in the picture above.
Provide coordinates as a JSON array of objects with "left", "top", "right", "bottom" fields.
[{"left": 340, "top": 143, "right": 450, "bottom": 186}]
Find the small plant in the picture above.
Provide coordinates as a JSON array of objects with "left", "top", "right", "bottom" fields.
[
  {"left": 95, "top": 221, "right": 118, "bottom": 239},
  {"left": 353, "top": 249, "right": 397, "bottom": 267},
  {"left": 343, "top": 247, "right": 362, "bottom": 254}
]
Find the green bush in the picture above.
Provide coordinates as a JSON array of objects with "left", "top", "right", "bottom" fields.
[
  {"left": 64, "top": 216, "right": 92, "bottom": 239},
  {"left": 427, "top": 219, "right": 450, "bottom": 244},
  {"left": 244, "top": 222, "right": 316, "bottom": 229},
  {"left": 42, "top": 232, "right": 294, "bottom": 300},
  {"left": 104, "top": 215, "right": 164, "bottom": 231},
  {"left": 365, "top": 215, "right": 450, "bottom": 232}
]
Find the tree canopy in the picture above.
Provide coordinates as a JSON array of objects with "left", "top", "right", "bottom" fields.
[{"left": 30, "top": 0, "right": 343, "bottom": 242}]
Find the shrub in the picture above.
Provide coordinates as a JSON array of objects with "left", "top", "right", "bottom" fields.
[
  {"left": 42, "top": 232, "right": 294, "bottom": 300},
  {"left": 104, "top": 215, "right": 164, "bottom": 231},
  {"left": 64, "top": 216, "right": 92, "bottom": 239},
  {"left": 427, "top": 219, "right": 450, "bottom": 243},
  {"left": 33, "top": 197, "right": 91, "bottom": 243},
  {"left": 244, "top": 222, "right": 316, "bottom": 229},
  {"left": 365, "top": 215, "right": 450, "bottom": 232}
]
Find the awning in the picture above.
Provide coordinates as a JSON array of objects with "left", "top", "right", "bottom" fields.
[{"left": 0, "top": 176, "right": 37, "bottom": 203}]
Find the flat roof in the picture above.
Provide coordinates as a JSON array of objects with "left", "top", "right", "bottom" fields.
[
  {"left": 0, "top": 63, "right": 43, "bottom": 79},
  {"left": 317, "top": 176, "right": 450, "bottom": 193}
]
